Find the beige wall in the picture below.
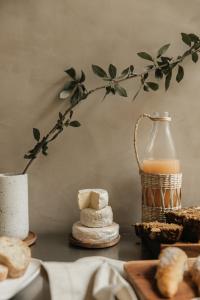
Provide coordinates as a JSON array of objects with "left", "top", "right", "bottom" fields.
[{"left": 0, "top": 0, "right": 200, "bottom": 233}]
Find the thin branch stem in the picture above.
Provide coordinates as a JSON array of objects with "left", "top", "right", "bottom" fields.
[{"left": 22, "top": 39, "right": 200, "bottom": 174}]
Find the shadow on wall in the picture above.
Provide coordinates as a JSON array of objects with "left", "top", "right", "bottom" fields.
[
  {"left": 110, "top": 176, "right": 141, "bottom": 226},
  {"left": 37, "top": 76, "right": 68, "bottom": 122}
]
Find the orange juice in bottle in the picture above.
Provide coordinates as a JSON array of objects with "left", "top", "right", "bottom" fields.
[{"left": 141, "top": 112, "right": 181, "bottom": 209}]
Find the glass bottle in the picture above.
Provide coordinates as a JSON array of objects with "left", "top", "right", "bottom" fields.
[{"left": 141, "top": 112, "right": 181, "bottom": 210}]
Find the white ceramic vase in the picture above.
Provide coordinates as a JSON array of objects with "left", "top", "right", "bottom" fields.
[{"left": 0, "top": 173, "right": 29, "bottom": 239}]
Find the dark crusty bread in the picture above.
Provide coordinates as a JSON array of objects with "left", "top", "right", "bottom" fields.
[
  {"left": 166, "top": 207, "right": 200, "bottom": 242},
  {"left": 135, "top": 221, "right": 183, "bottom": 243}
]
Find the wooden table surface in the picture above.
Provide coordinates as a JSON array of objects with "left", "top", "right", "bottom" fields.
[{"left": 13, "top": 226, "right": 151, "bottom": 300}]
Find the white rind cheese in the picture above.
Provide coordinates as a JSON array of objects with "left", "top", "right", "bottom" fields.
[
  {"left": 78, "top": 189, "right": 108, "bottom": 210},
  {"left": 78, "top": 190, "right": 91, "bottom": 210},
  {"left": 72, "top": 221, "right": 119, "bottom": 243},
  {"left": 80, "top": 206, "right": 113, "bottom": 228},
  {"left": 90, "top": 190, "right": 109, "bottom": 210}
]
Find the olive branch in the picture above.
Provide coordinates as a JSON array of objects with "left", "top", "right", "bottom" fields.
[{"left": 22, "top": 32, "right": 200, "bottom": 174}]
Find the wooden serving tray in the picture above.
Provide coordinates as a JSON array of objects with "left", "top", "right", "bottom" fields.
[
  {"left": 124, "top": 259, "right": 197, "bottom": 300},
  {"left": 141, "top": 238, "right": 200, "bottom": 258}
]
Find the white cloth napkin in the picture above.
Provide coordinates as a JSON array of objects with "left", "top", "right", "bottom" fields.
[{"left": 42, "top": 256, "right": 137, "bottom": 300}]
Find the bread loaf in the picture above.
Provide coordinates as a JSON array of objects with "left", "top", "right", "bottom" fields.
[
  {"left": 156, "top": 247, "right": 188, "bottom": 298},
  {"left": 0, "top": 236, "right": 31, "bottom": 278},
  {"left": 190, "top": 255, "right": 200, "bottom": 295},
  {"left": 0, "top": 264, "right": 8, "bottom": 281},
  {"left": 135, "top": 221, "right": 183, "bottom": 243},
  {"left": 166, "top": 207, "right": 200, "bottom": 242}
]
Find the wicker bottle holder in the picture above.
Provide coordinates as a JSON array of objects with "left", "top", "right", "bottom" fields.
[{"left": 134, "top": 113, "right": 182, "bottom": 222}]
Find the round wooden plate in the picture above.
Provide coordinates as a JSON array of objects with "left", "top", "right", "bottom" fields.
[
  {"left": 69, "top": 234, "right": 121, "bottom": 249},
  {"left": 23, "top": 231, "right": 37, "bottom": 246}
]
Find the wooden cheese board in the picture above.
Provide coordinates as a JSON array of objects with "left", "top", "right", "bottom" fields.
[
  {"left": 141, "top": 238, "right": 200, "bottom": 258},
  {"left": 124, "top": 259, "right": 197, "bottom": 300}
]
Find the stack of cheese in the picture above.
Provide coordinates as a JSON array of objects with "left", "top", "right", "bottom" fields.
[{"left": 72, "top": 189, "right": 119, "bottom": 245}]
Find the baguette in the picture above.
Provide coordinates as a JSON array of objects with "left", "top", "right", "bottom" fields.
[
  {"left": 190, "top": 256, "right": 200, "bottom": 295},
  {"left": 0, "top": 264, "right": 8, "bottom": 281},
  {"left": 0, "top": 236, "right": 31, "bottom": 278},
  {"left": 156, "top": 247, "right": 188, "bottom": 298}
]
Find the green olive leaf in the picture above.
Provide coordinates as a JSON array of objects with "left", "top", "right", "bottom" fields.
[
  {"left": 108, "top": 64, "right": 117, "bottom": 79},
  {"left": 65, "top": 68, "right": 76, "bottom": 79},
  {"left": 157, "top": 44, "right": 170, "bottom": 58},
  {"left": 146, "top": 82, "right": 159, "bottom": 91},
  {"left": 115, "top": 85, "right": 128, "bottom": 97},
  {"left": 92, "top": 65, "right": 107, "bottom": 78},
  {"left": 176, "top": 65, "right": 184, "bottom": 82},
  {"left": 59, "top": 90, "right": 70, "bottom": 100},
  {"left": 137, "top": 52, "right": 153, "bottom": 62},
  {"left": 33, "top": 128, "right": 40, "bottom": 141},
  {"left": 69, "top": 121, "right": 81, "bottom": 127},
  {"left": 192, "top": 52, "right": 198, "bottom": 63},
  {"left": 165, "top": 69, "right": 172, "bottom": 90},
  {"left": 121, "top": 67, "right": 130, "bottom": 77},
  {"left": 181, "top": 33, "right": 191, "bottom": 46}
]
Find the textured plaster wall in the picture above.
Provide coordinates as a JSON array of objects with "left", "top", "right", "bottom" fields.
[{"left": 0, "top": 0, "right": 200, "bottom": 233}]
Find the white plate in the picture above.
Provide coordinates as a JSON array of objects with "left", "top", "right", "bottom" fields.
[{"left": 0, "top": 258, "right": 41, "bottom": 300}]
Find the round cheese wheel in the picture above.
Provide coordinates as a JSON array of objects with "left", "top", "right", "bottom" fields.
[
  {"left": 72, "top": 222, "right": 119, "bottom": 243},
  {"left": 80, "top": 206, "right": 113, "bottom": 228}
]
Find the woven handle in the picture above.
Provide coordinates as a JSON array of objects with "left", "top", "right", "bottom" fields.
[
  {"left": 134, "top": 113, "right": 171, "bottom": 170},
  {"left": 134, "top": 114, "right": 151, "bottom": 170}
]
